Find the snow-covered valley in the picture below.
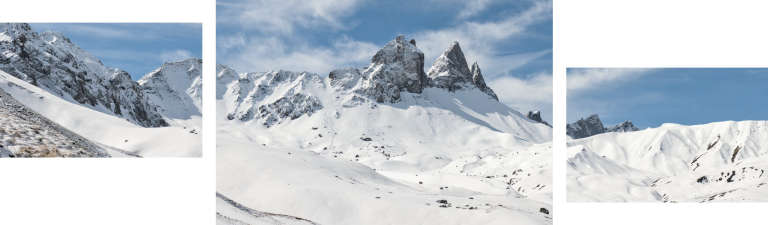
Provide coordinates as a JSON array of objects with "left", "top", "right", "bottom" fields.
[
  {"left": 568, "top": 120, "right": 768, "bottom": 202},
  {"left": 217, "top": 36, "right": 553, "bottom": 225},
  {"left": 0, "top": 23, "right": 201, "bottom": 157}
]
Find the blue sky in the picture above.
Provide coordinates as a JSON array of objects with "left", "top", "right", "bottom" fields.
[
  {"left": 217, "top": 0, "right": 553, "bottom": 121},
  {"left": 30, "top": 23, "right": 202, "bottom": 80},
  {"left": 568, "top": 68, "right": 768, "bottom": 128}
]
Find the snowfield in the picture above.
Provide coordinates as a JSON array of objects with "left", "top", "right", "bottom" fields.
[
  {"left": 217, "top": 36, "right": 553, "bottom": 225},
  {"left": 568, "top": 120, "right": 768, "bottom": 202},
  {"left": 0, "top": 68, "right": 200, "bottom": 157}
]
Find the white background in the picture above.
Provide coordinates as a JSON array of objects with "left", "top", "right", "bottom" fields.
[
  {"left": 556, "top": 0, "right": 768, "bottom": 225},
  {"left": 0, "top": 0, "right": 215, "bottom": 224},
  {"left": 2, "top": 0, "right": 768, "bottom": 224}
]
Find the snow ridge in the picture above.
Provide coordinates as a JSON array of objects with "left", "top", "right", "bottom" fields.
[{"left": 568, "top": 120, "right": 768, "bottom": 202}]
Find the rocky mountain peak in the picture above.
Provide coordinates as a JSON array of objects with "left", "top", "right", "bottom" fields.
[
  {"left": 109, "top": 69, "right": 134, "bottom": 83},
  {"left": 427, "top": 41, "right": 473, "bottom": 91},
  {"left": 469, "top": 61, "right": 498, "bottom": 101},
  {"left": 138, "top": 58, "right": 203, "bottom": 121},
  {"left": 0, "top": 23, "right": 168, "bottom": 127},
  {"left": 0, "top": 23, "right": 33, "bottom": 38},
  {"left": 356, "top": 35, "right": 427, "bottom": 103},
  {"left": 567, "top": 114, "right": 606, "bottom": 139},
  {"left": 607, "top": 120, "right": 640, "bottom": 132},
  {"left": 567, "top": 114, "right": 640, "bottom": 139}
]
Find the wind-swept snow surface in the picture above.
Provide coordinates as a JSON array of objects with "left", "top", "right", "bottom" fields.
[
  {"left": 217, "top": 36, "right": 552, "bottom": 225},
  {"left": 568, "top": 121, "right": 768, "bottom": 202}
]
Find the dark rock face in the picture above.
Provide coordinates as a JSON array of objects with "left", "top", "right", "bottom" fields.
[
  {"left": 222, "top": 69, "right": 326, "bottom": 127},
  {"left": 426, "top": 41, "right": 499, "bottom": 101},
  {"left": 567, "top": 114, "right": 606, "bottom": 139},
  {"left": 427, "top": 41, "right": 474, "bottom": 91},
  {"left": 258, "top": 93, "right": 323, "bottom": 128},
  {"left": 607, "top": 121, "right": 639, "bottom": 132},
  {"left": 567, "top": 114, "right": 639, "bottom": 139},
  {"left": 527, "top": 111, "right": 551, "bottom": 127},
  {"left": 470, "top": 62, "right": 498, "bottom": 101},
  {"left": 326, "top": 36, "right": 501, "bottom": 103},
  {"left": 0, "top": 23, "right": 167, "bottom": 127},
  {"left": 358, "top": 35, "right": 428, "bottom": 103}
]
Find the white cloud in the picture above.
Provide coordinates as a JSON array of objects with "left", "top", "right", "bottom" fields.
[
  {"left": 489, "top": 72, "right": 552, "bottom": 121},
  {"left": 160, "top": 49, "right": 195, "bottom": 62},
  {"left": 31, "top": 23, "right": 200, "bottom": 41},
  {"left": 413, "top": 0, "right": 552, "bottom": 78},
  {"left": 220, "top": 35, "right": 378, "bottom": 75},
  {"left": 217, "top": 0, "right": 363, "bottom": 35},
  {"left": 457, "top": 0, "right": 495, "bottom": 19},
  {"left": 567, "top": 68, "right": 654, "bottom": 93}
]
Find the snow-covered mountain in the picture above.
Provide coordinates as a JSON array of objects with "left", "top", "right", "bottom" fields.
[
  {"left": 217, "top": 36, "right": 553, "bottom": 225},
  {"left": 0, "top": 23, "right": 169, "bottom": 127},
  {"left": 568, "top": 120, "right": 768, "bottom": 202},
  {"left": 566, "top": 114, "right": 638, "bottom": 139},
  {"left": 139, "top": 58, "right": 203, "bottom": 123},
  {"left": 0, "top": 23, "right": 201, "bottom": 157}
]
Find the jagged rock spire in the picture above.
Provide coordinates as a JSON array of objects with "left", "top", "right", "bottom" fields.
[
  {"left": 427, "top": 41, "right": 473, "bottom": 91},
  {"left": 329, "top": 36, "right": 500, "bottom": 103},
  {"left": 567, "top": 114, "right": 639, "bottom": 139},
  {"left": 567, "top": 114, "right": 606, "bottom": 139},
  {"left": 426, "top": 41, "right": 499, "bottom": 101},
  {"left": 470, "top": 62, "right": 498, "bottom": 101},
  {"left": 607, "top": 121, "right": 639, "bottom": 132},
  {"left": 357, "top": 35, "right": 428, "bottom": 103},
  {"left": 527, "top": 110, "right": 550, "bottom": 127}
]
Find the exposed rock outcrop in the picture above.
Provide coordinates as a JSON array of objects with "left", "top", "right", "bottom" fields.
[
  {"left": 607, "top": 120, "right": 639, "bottom": 133},
  {"left": 527, "top": 111, "right": 551, "bottom": 127},
  {"left": 357, "top": 35, "right": 428, "bottom": 103},
  {"left": 470, "top": 62, "right": 499, "bottom": 101},
  {"left": 567, "top": 114, "right": 639, "bottom": 139}
]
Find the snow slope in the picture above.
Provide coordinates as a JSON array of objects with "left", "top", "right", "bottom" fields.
[
  {"left": 217, "top": 36, "right": 552, "bottom": 224},
  {"left": 0, "top": 69, "right": 200, "bottom": 157},
  {"left": 139, "top": 58, "right": 203, "bottom": 124},
  {"left": 568, "top": 121, "right": 768, "bottom": 202},
  {"left": 0, "top": 86, "right": 110, "bottom": 157}
]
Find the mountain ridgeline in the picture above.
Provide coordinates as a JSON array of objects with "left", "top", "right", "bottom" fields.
[
  {"left": 216, "top": 35, "right": 544, "bottom": 128},
  {"left": 0, "top": 23, "right": 202, "bottom": 127},
  {"left": 567, "top": 114, "right": 638, "bottom": 139}
]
